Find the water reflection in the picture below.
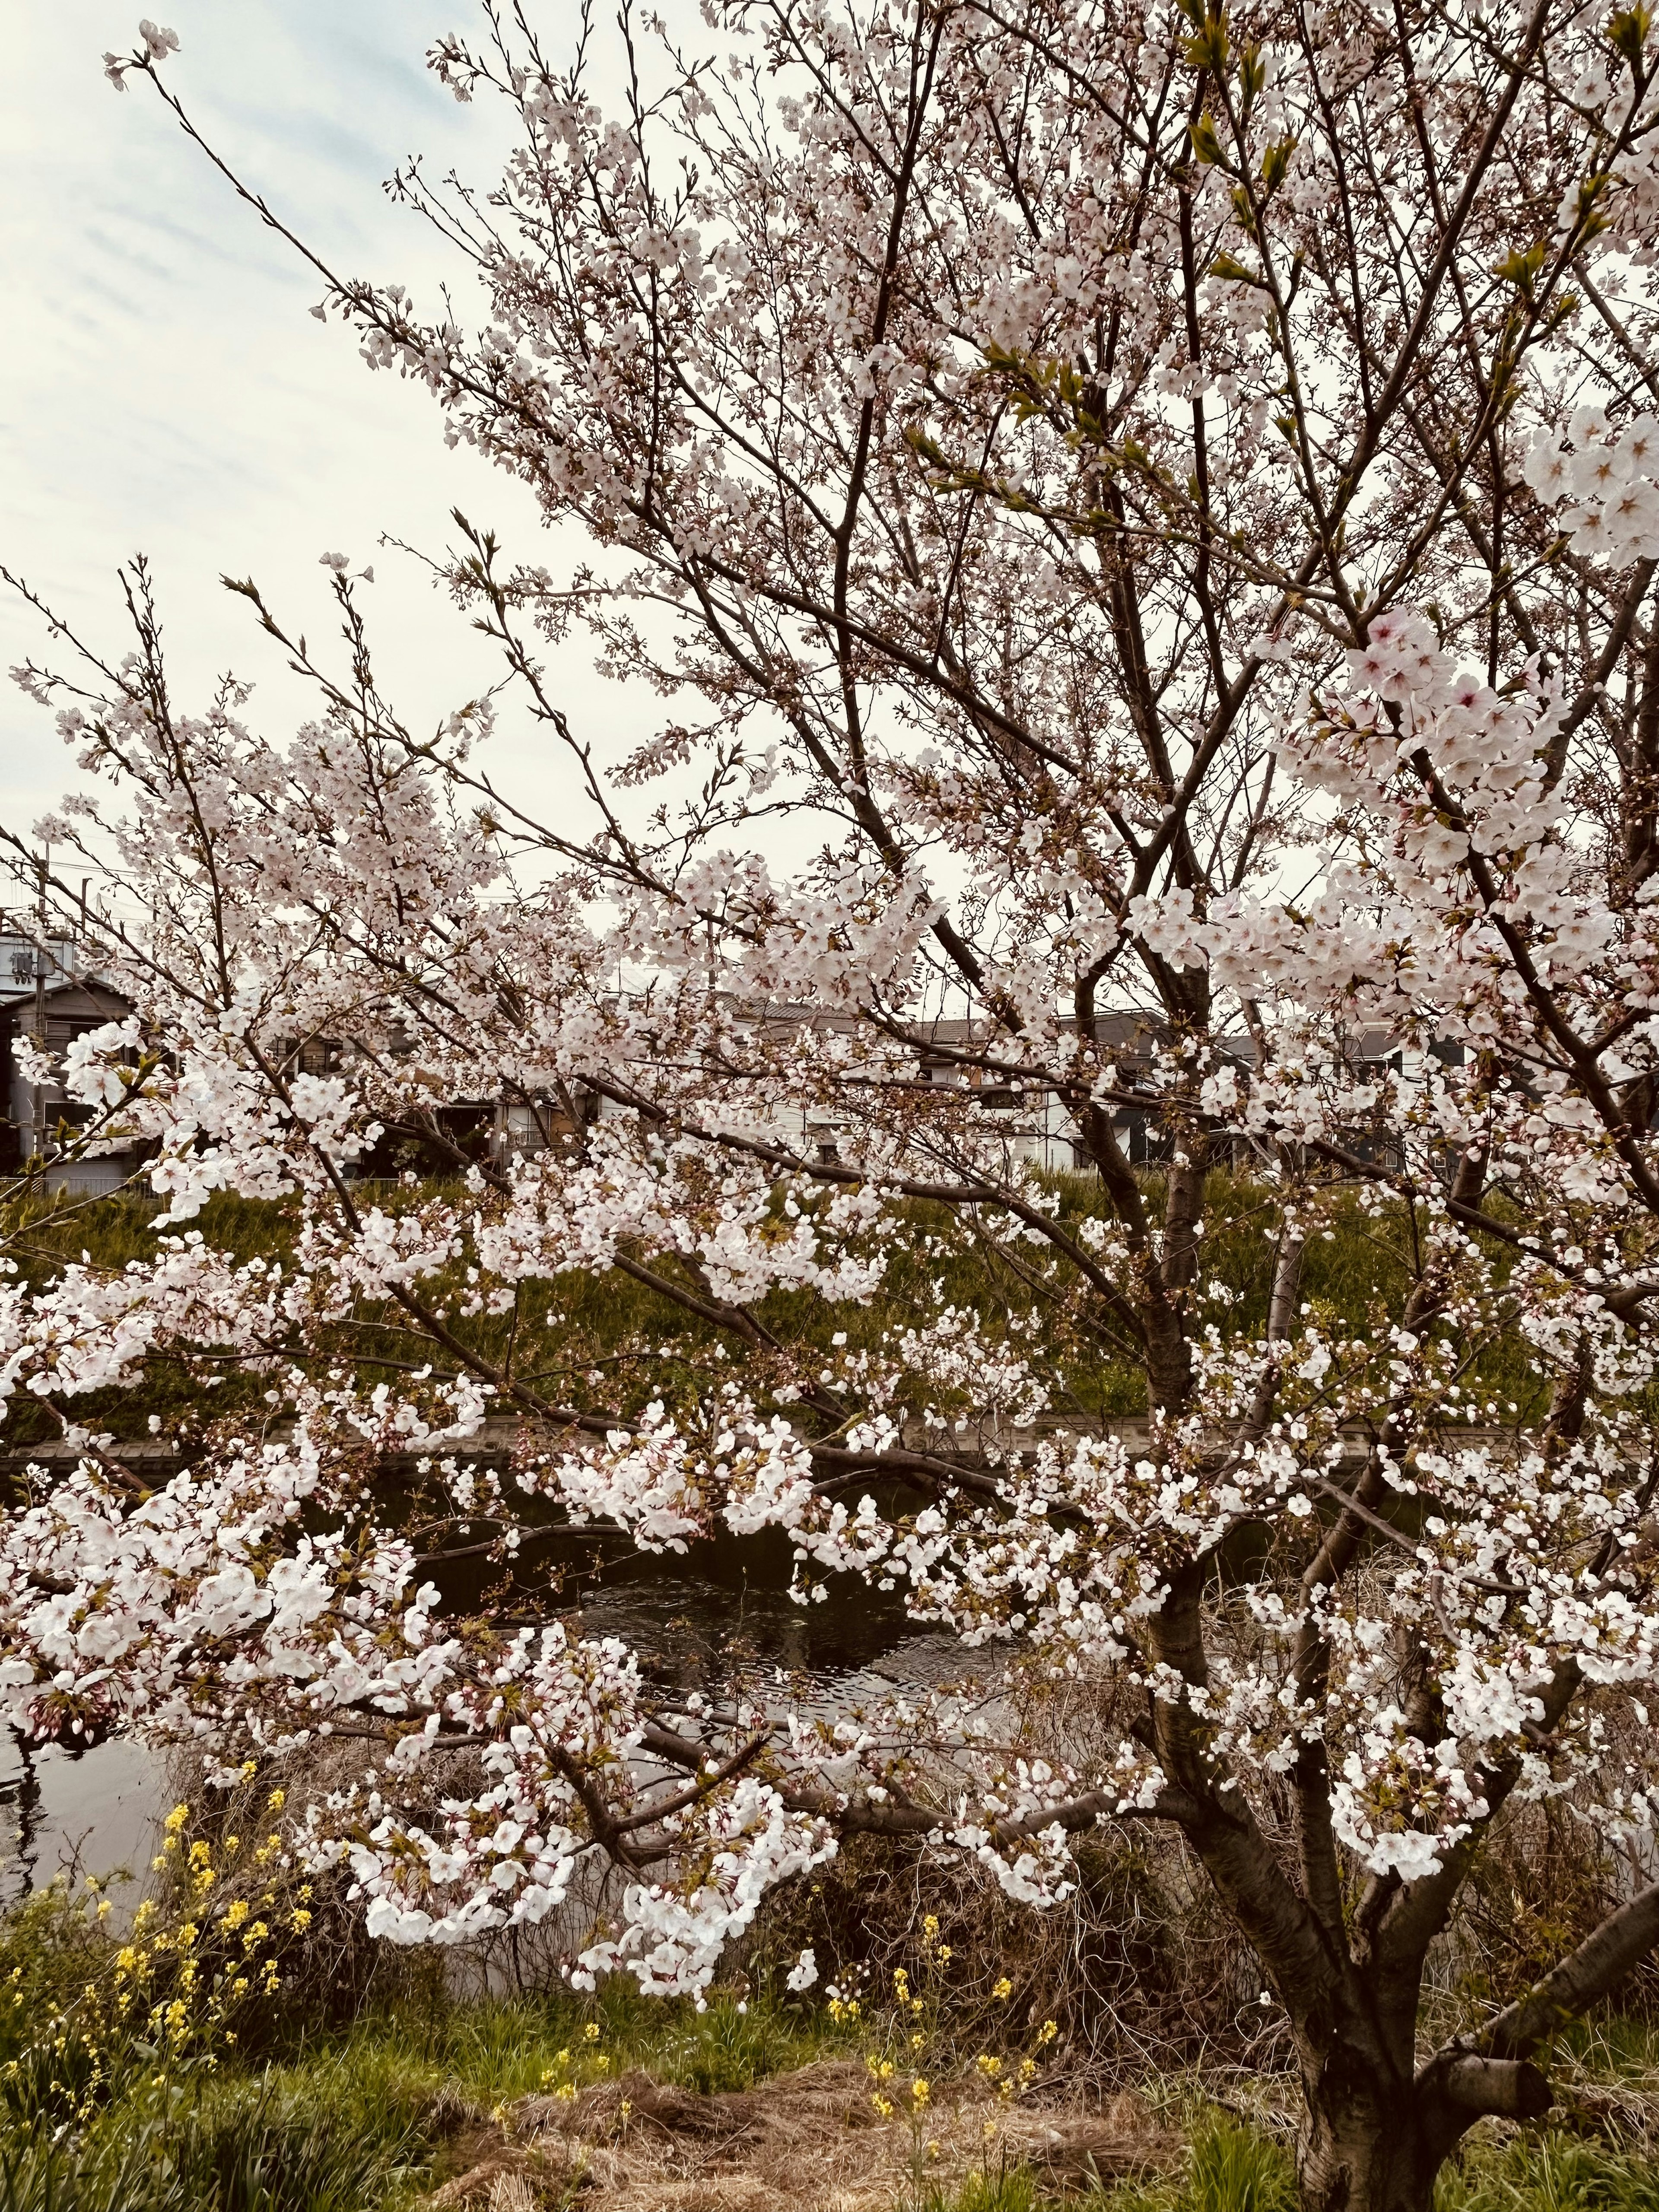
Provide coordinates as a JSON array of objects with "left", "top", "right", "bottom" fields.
[
  {"left": 0, "top": 1733, "right": 162, "bottom": 1905},
  {"left": 571, "top": 1523, "right": 925, "bottom": 1687},
  {"left": 0, "top": 1522, "right": 964, "bottom": 1894}
]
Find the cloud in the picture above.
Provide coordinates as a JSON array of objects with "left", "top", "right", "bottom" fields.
[{"left": 2, "top": 3, "right": 626, "bottom": 839}]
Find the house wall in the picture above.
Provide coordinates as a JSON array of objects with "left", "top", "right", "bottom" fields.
[{"left": 1, "top": 977, "right": 140, "bottom": 1190}]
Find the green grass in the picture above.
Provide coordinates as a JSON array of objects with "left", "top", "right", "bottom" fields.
[
  {"left": 0, "top": 1166, "right": 1559, "bottom": 1452},
  {"left": 911, "top": 2109, "right": 1297, "bottom": 2212},
  {"left": 1557, "top": 2016, "right": 1659, "bottom": 2083},
  {"left": 1075, "top": 2111, "right": 1298, "bottom": 2212},
  {"left": 1437, "top": 2130, "right": 1659, "bottom": 2212},
  {"left": 0, "top": 1932, "right": 1653, "bottom": 2212},
  {"left": 311, "top": 1978, "right": 848, "bottom": 2106},
  {"left": 0, "top": 2066, "right": 430, "bottom": 2212},
  {"left": 916, "top": 2159, "right": 1048, "bottom": 2212},
  {"left": 1059, "top": 2107, "right": 1659, "bottom": 2212},
  {"left": 0, "top": 1990, "right": 841, "bottom": 2212},
  {"left": 0, "top": 1888, "right": 849, "bottom": 2211}
]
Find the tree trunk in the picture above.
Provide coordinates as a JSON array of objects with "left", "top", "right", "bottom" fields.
[
  {"left": 1297, "top": 2086, "right": 1453, "bottom": 2212},
  {"left": 1297, "top": 2063, "right": 1438, "bottom": 2212},
  {"left": 1297, "top": 2056, "right": 1552, "bottom": 2212}
]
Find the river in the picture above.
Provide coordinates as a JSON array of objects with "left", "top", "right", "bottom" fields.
[{"left": 0, "top": 1516, "right": 962, "bottom": 1901}]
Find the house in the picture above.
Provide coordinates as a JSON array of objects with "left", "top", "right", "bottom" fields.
[
  {"left": 0, "top": 933, "right": 141, "bottom": 1195},
  {"left": 663, "top": 1001, "right": 1193, "bottom": 1176},
  {"left": 0, "top": 931, "right": 1463, "bottom": 1202}
]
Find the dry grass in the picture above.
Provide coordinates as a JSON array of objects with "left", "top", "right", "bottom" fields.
[{"left": 421, "top": 2060, "right": 1178, "bottom": 2210}]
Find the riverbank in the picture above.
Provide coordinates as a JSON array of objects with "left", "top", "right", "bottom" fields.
[
  {"left": 5, "top": 1874, "right": 1656, "bottom": 2212},
  {"left": 8, "top": 1999, "right": 1659, "bottom": 2212}
]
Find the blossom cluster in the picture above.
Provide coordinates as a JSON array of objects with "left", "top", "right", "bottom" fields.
[{"left": 5, "top": 0, "right": 1659, "bottom": 2012}]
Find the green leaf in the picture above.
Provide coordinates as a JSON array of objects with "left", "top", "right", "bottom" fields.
[
  {"left": 1260, "top": 136, "right": 1298, "bottom": 193},
  {"left": 1190, "top": 112, "right": 1226, "bottom": 165},
  {"left": 1185, "top": 26, "right": 1229, "bottom": 72},
  {"left": 1493, "top": 242, "right": 1547, "bottom": 295},
  {"left": 1566, "top": 172, "right": 1612, "bottom": 241},
  {"left": 1606, "top": 3, "right": 1652, "bottom": 62},
  {"left": 1182, "top": 13, "right": 1231, "bottom": 72}
]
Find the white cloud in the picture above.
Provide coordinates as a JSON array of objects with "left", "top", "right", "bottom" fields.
[{"left": 1, "top": 4, "right": 635, "bottom": 842}]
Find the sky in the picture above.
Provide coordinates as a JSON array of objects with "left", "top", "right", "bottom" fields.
[{"left": 0, "top": 3, "right": 635, "bottom": 869}]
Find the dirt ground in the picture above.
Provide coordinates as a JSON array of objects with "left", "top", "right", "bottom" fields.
[{"left": 421, "top": 2059, "right": 1181, "bottom": 2210}]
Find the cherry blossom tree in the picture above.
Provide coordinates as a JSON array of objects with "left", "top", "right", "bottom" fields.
[{"left": 8, "top": 3, "right": 1659, "bottom": 2205}]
